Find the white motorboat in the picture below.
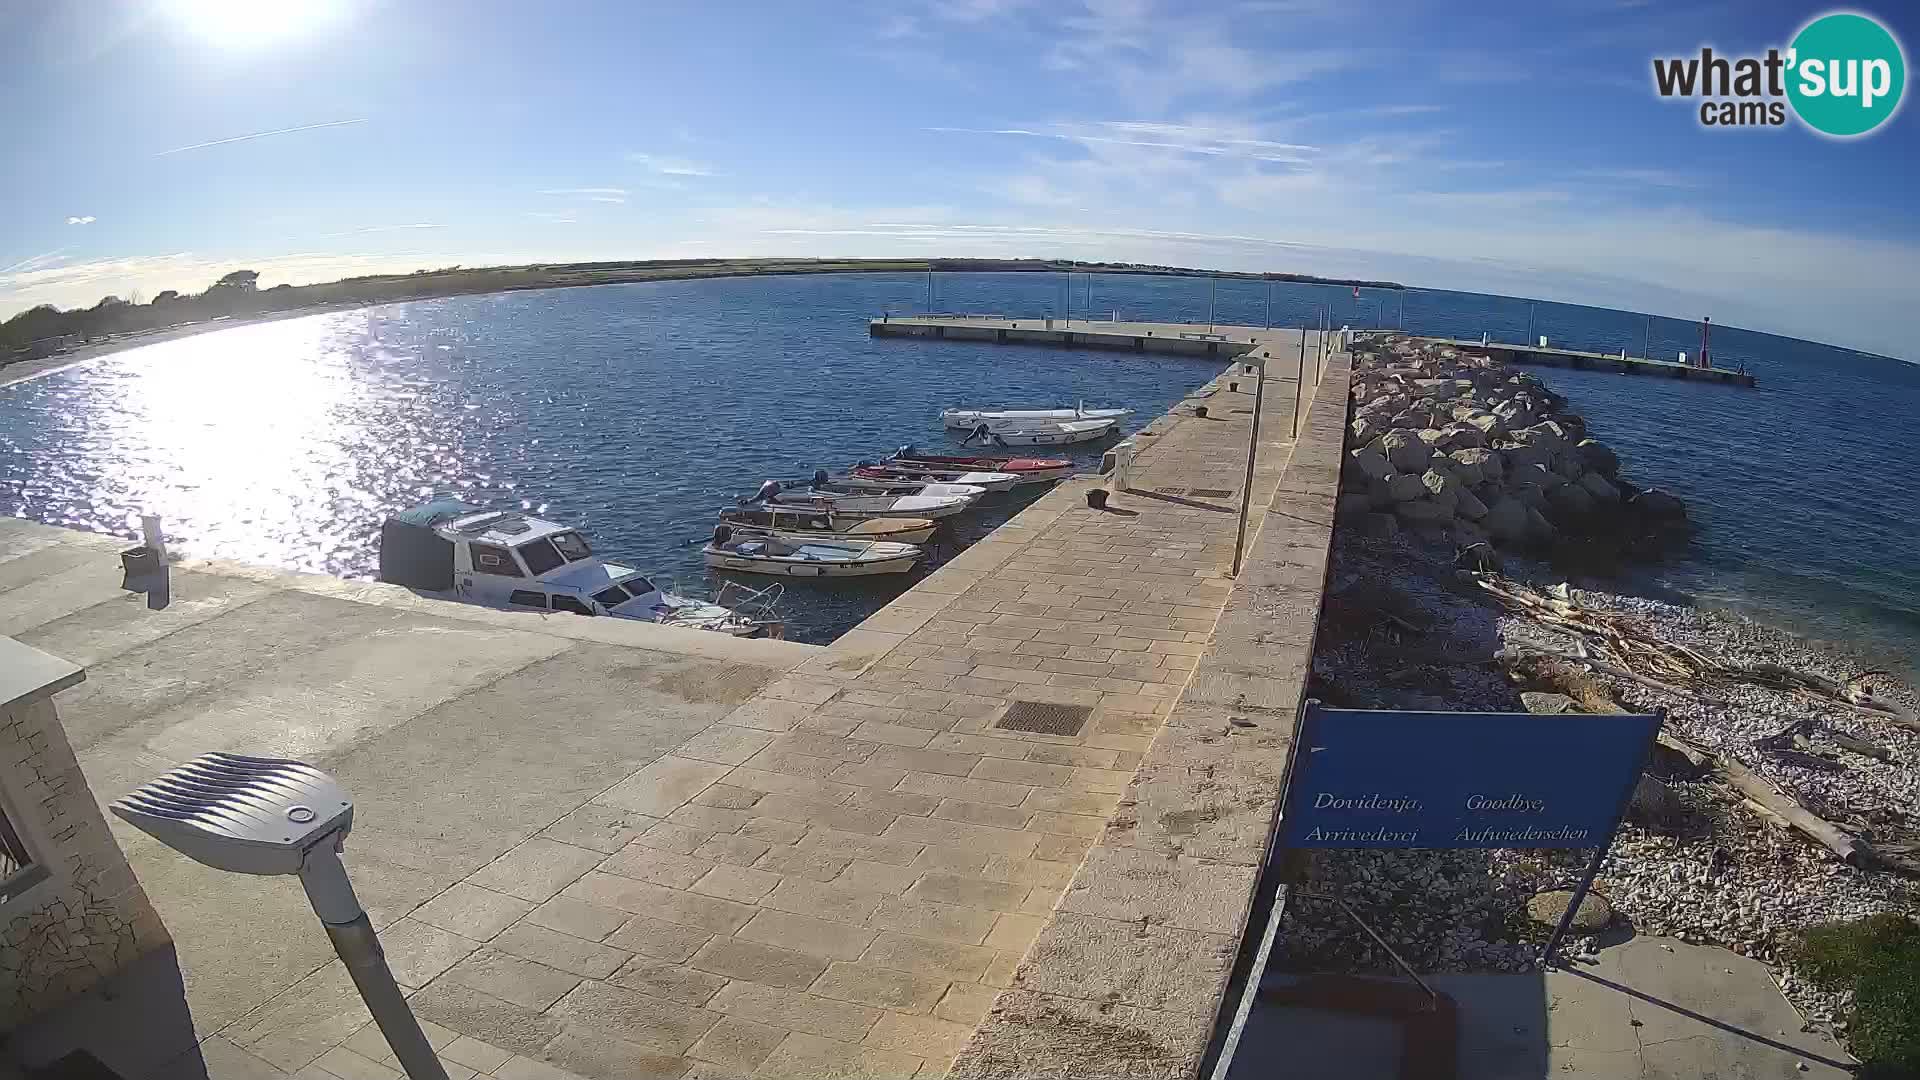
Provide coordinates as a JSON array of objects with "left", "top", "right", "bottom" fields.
[
  {"left": 942, "top": 404, "right": 1133, "bottom": 430},
  {"left": 378, "top": 499, "right": 785, "bottom": 637},
  {"left": 960, "top": 417, "right": 1120, "bottom": 446},
  {"left": 749, "top": 481, "right": 972, "bottom": 520},
  {"left": 705, "top": 528, "right": 923, "bottom": 577},
  {"left": 848, "top": 462, "right": 1022, "bottom": 492},
  {"left": 718, "top": 505, "right": 940, "bottom": 545}
]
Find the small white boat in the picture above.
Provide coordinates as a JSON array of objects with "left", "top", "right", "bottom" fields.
[
  {"left": 718, "top": 505, "right": 940, "bottom": 545},
  {"left": 378, "top": 499, "right": 784, "bottom": 637},
  {"left": 942, "top": 404, "right": 1133, "bottom": 430},
  {"left": 705, "top": 528, "right": 923, "bottom": 577},
  {"left": 849, "top": 463, "right": 1022, "bottom": 492},
  {"left": 775, "top": 470, "right": 992, "bottom": 500},
  {"left": 888, "top": 448, "right": 1076, "bottom": 485},
  {"left": 750, "top": 481, "right": 971, "bottom": 520},
  {"left": 960, "top": 417, "right": 1119, "bottom": 446}
]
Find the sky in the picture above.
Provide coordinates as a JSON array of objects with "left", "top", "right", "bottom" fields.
[{"left": 1, "top": 0, "right": 1916, "bottom": 358}]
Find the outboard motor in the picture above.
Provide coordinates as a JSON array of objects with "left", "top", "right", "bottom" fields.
[
  {"left": 897, "top": 444, "right": 917, "bottom": 459},
  {"left": 754, "top": 480, "right": 781, "bottom": 502},
  {"left": 813, "top": 469, "right": 831, "bottom": 487},
  {"left": 712, "top": 525, "right": 733, "bottom": 546}
]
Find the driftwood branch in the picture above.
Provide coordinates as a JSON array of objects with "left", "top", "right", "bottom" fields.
[
  {"left": 1657, "top": 732, "right": 1875, "bottom": 868},
  {"left": 1498, "top": 646, "right": 1728, "bottom": 706}
]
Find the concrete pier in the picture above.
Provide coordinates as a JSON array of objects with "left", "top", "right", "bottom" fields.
[
  {"left": 2, "top": 327, "right": 1351, "bottom": 1079},
  {"left": 1417, "top": 334, "right": 1758, "bottom": 386}
]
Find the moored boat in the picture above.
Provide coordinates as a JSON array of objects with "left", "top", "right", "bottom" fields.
[
  {"left": 888, "top": 446, "right": 1075, "bottom": 484},
  {"left": 770, "top": 471, "right": 989, "bottom": 501},
  {"left": 378, "top": 498, "right": 785, "bottom": 637},
  {"left": 960, "top": 417, "right": 1119, "bottom": 446},
  {"left": 749, "top": 481, "right": 972, "bottom": 520},
  {"left": 942, "top": 405, "right": 1133, "bottom": 430},
  {"left": 704, "top": 527, "right": 923, "bottom": 577},
  {"left": 847, "top": 463, "right": 1021, "bottom": 492},
  {"left": 718, "top": 505, "right": 939, "bottom": 545}
]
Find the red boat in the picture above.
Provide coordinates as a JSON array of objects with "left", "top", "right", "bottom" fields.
[{"left": 887, "top": 447, "right": 1075, "bottom": 485}]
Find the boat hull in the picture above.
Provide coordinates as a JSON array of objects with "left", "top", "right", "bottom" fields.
[
  {"left": 703, "top": 548, "right": 922, "bottom": 577},
  {"left": 942, "top": 407, "right": 1132, "bottom": 429}
]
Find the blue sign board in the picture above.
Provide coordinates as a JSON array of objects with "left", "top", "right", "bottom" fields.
[{"left": 1280, "top": 706, "right": 1661, "bottom": 849}]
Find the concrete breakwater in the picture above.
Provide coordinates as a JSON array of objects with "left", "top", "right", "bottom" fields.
[{"left": 1339, "top": 335, "right": 1694, "bottom": 565}]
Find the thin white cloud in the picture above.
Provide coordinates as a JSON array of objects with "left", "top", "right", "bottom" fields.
[
  {"left": 626, "top": 152, "right": 718, "bottom": 177},
  {"left": 540, "top": 188, "right": 629, "bottom": 201},
  {"left": 931, "top": 122, "right": 1319, "bottom": 163},
  {"left": 155, "top": 118, "right": 369, "bottom": 157},
  {"left": 0, "top": 249, "right": 71, "bottom": 275},
  {"left": 309, "top": 223, "right": 447, "bottom": 240},
  {"left": 65, "top": 215, "right": 96, "bottom": 226}
]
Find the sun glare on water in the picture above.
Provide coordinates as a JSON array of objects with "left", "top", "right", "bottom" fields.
[{"left": 164, "top": 0, "right": 341, "bottom": 47}]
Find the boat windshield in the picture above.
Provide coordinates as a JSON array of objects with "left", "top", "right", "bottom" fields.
[
  {"left": 518, "top": 531, "right": 593, "bottom": 576},
  {"left": 551, "top": 531, "right": 593, "bottom": 561}
]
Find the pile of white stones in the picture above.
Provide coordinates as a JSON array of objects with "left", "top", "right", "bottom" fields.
[{"left": 1339, "top": 337, "right": 1689, "bottom": 553}]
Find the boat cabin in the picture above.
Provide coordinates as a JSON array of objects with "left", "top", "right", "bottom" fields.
[
  {"left": 720, "top": 506, "right": 838, "bottom": 532},
  {"left": 379, "top": 499, "right": 666, "bottom": 617}
]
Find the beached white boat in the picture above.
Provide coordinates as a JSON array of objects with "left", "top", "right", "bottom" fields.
[
  {"left": 705, "top": 529, "right": 923, "bottom": 577},
  {"left": 718, "top": 505, "right": 939, "bottom": 545},
  {"left": 749, "top": 481, "right": 971, "bottom": 520},
  {"left": 960, "top": 417, "right": 1119, "bottom": 446},
  {"left": 849, "top": 463, "right": 1022, "bottom": 492},
  {"left": 378, "top": 499, "right": 784, "bottom": 637},
  {"left": 942, "top": 405, "right": 1133, "bottom": 430}
]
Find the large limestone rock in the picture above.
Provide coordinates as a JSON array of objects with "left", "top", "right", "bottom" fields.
[
  {"left": 1421, "top": 469, "right": 1460, "bottom": 509},
  {"left": 1485, "top": 497, "right": 1530, "bottom": 542},
  {"left": 1492, "top": 399, "right": 1538, "bottom": 430},
  {"left": 1378, "top": 431, "right": 1433, "bottom": 473},
  {"left": 1466, "top": 413, "right": 1504, "bottom": 439},
  {"left": 1447, "top": 456, "right": 1484, "bottom": 487},
  {"left": 1527, "top": 889, "right": 1613, "bottom": 932},
  {"left": 1435, "top": 423, "right": 1488, "bottom": 452},
  {"left": 1351, "top": 416, "right": 1383, "bottom": 445},
  {"left": 1546, "top": 481, "right": 1597, "bottom": 520},
  {"left": 1349, "top": 446, "right": 1393, "bottom": 481},
  {"left": 1631, "top": 488, "right": 1688, "bottom": 520},
  {"left": 1386, "top": 473, "right": 1427, "bottom": 502},
  {"left": 1454, "top": 487, "right": 1488, "bottom": 521},
  {"left": 1395, "top": 499, "right": 1454, "bottom": 525},
  {"left": 1451, "top": 445, "right": 1497, "bottom": 478},
  {"left": 1579, "top": 472, "right": 1621, "bottom": 503},
  {"left": 1572, "top": 438, "right": 1617, "bottom": 477}
]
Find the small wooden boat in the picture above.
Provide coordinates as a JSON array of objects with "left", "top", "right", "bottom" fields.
[
  {"left": 848, "top": 463, "right": 1021, "bottom": 492},
  {"left": 719, "top": 505, "right": 939, "bottom": 545},
  {"left": 942, "top": 405, "right": 1133, "bottom": 430},
  {"left": 888, "top": 447, "right": 1075, "bottom": 484},
  {"left": 960, "top": 417, "right": 1119, "bottom": 447},
  {"left": 772, "top": 471, "right": 989, "bottom": 501},
  {"left": 749, "top": 481, "right": 971, "bottom": 520},
  {"left": 705, "top": 528, "right": 923, "bottom": 577}
]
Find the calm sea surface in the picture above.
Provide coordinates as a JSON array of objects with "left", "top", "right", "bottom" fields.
[{"left": 1, "top": 272, "right": 1915, "bottom": 664}]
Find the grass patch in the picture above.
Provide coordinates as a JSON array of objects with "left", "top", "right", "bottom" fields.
[{"left": 1791, "top": 913, "right": 1920, "bottom": 1076}]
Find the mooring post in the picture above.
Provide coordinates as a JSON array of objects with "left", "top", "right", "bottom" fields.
[
  {"left": 1293, "top": 331, "right": 1305, "bottom": 438},
  {"left": 1231, "top": 354, "right": 1267, "bottom": 578}
]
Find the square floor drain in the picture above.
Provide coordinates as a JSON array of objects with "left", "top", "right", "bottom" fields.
[
  {"left": 1153, "top": 486, "right": 1187, "bottom": 496},
  {"left": 996, "top": 701, "right": 1092, "bottom": 736},
  {"left": 1189, "top": 488, "right": 1235, "bottom": 498}
]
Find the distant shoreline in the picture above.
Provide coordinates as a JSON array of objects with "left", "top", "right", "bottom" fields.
[{"left": 0, "top": 258, "right": 1407, "bottom": 385}]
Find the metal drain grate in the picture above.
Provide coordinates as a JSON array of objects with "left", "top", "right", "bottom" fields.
[
  {"left": 1189, "top": 488, "right": 1235, "bottom": 498},
  {"left": 996, "top": 701, "right": 1092, "bottom": 737},
  {"left": 1153, "top": 486, "right": 1187, "bottom": 496}
]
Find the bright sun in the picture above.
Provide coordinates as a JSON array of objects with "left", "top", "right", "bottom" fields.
[{"left": 165, "top": 0, "right": 339, "bottom": 48}]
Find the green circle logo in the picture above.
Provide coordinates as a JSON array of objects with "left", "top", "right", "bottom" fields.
[{"left": 1787, "top": 12, "right": 1906, "bottom": 137}]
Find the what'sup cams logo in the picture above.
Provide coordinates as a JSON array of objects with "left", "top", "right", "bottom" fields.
[{"left": 1652, "top": 11, "right": 1906, "bottom": 137}]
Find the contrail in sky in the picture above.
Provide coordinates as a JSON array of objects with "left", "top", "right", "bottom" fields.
[{"left": 156, "top": 118, "right": 368, "bottom": 157}]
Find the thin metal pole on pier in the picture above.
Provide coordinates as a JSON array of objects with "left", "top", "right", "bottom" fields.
[
  {"left": 1209, "top": 276, "right": 1217, "bottom": 332},
  {"left": 1527, "top": 301, "right": 1536, "bottom": 344},
  {"left": 1087, "top": 274, "right": 1093, "bottom": 318},
  {"left": 1264, "top": 280, "right": 1271, "bottom": 329},
  {"left": 1644, "top": 315, "right": 1652, "bottom": 360},
  {"left": 1293, "top": 330, "right": 1306, "bottom": 438},
  {"left": 1231, "top": 350, "right": 1267, "bottom": 578},
  {"left": 927, "top": 270, "right": 934, "bottom": 314}
]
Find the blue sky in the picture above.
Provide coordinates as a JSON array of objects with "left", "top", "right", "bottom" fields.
[{"left": 2, "top": 0, "right": 1916, "bottom": 357}]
